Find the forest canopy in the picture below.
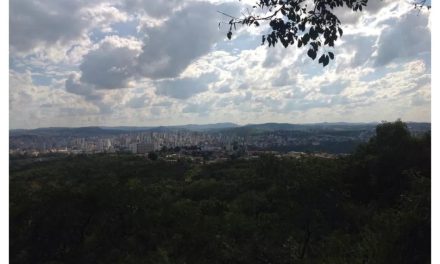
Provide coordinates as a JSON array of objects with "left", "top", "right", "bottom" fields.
[{"left": 10, "top": 121, "right": 430, "bottom": 263}]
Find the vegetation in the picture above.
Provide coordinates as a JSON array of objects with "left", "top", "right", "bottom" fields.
[
  {"left": 10, "top": 121, "right": 430, "bottom": 263},
  {"left": 223, "top": 0, "right": 431, "bottom": 66}
]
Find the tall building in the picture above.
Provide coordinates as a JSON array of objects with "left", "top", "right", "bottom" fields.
[
  {"left": 137, "top": 143, "right": 154, "bottom": 154},
  {"left": 129, "top": 143, "right": 137, "bottom": 154}
]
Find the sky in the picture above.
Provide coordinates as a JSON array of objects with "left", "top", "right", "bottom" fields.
[{"left": 9, "top": 0, "right": 431, "bottom": 129}]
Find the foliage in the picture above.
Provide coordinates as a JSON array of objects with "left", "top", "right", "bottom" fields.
[
  {"left": 148, "top": 151, "right": 159, "bottom": 161},
  {"left": 223, "top": 0, "right": 367, "bottom": 67},
  {"left": 223, "top": 0, "right": 430, "bottom": 67},
  {"left": 10, "top": 121, "right": 430, "bottom": 263}
]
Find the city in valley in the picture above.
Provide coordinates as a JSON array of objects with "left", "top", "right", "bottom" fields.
[{"left": 10, "top": 122, "right": 431, "bottom": 162}]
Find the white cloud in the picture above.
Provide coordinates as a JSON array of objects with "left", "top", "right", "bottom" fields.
[
  {"left": 10, "top": 71, "right": 101, "bottom": 128},
  {"left": 375, "top": 10, "right": 430, "bottom": 66},
  {"left": 125, "top": 94, "right": 150, "bottom": 108},
  {"left": 84, "top": 3, "right": 130, "bottom": 32},
  {"left": 79, "top": 36, "right": 142, "bottom": 89},
  {"left": 320, "top": 80, "right": 350, "bottom": 95},
  {"left": 10, "top": 0, "right": 91, "bottom": 53},
  {"left": 65, "top": 73, "right": 102, "bottom": 101},
  {"left": 9, "top": 0, "right": 431, "bottom": 127},
  {"left": 136, "top": 2, "right": 235, "bottom": 79},
  {"left": 155, "top": 73, "right": 218, "bottom": 99},
  {"left": 120, "top": 0, "right": 183, "bottom": 18}
]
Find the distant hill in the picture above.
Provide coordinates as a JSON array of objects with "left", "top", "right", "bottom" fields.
[
  {"left": 213, "top": 122, "right": 377, "bottom": 136},
  {"left": 10, "top": 127, "right": 125, "bottom": 137},
  {"left": 10, "top": 123, "right": 241, "bottom": 137},
  {"left": 99, "top": 126, "right": 153, "bottom": 131},
  {"left": 212, "top": 122, "right": 430, "bottom": 137},
  {"left": 173, "top": 122, "right": 239, "bottom": 131},
  {"left": 10, "top": 122, "right": 430, "bottom": 138}
]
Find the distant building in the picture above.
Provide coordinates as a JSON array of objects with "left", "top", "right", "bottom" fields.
[
  {"left": 153, "top": 142, "right": 161, "bottom": 151},
  {"left": 129, "top": 143, "right": 137, "bottom": 154},
  {"left": 137, "top": 143, "right": 154, "bottom": 154},
  {"left": 287, "top": 151, "right": 306, "bottom": 158}
]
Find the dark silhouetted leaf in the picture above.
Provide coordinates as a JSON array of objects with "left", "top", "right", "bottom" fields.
[
  {"left": 310, "top": 27, "right": 319, "bottom": 40},
  {"left": 328, "top": 52, "right": 334, "bottom": 60},
  {"left": 302, "top": 33, "right": 310, "bottom": 44},
  {"left": 323, "top": 55, "right": 329, "bottom": 66},
  {"left": 318, "top": 54, "right": 325, "bottom": 64},
  {"left": 307, "top": 49, "right": 317, "bottom": 60},
  {"left": 218, "top": 0, "right": 379, "bottom": 67}
]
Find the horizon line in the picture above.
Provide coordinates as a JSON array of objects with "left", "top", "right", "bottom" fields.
[{"left": 9, "top": 120, "right": 432, "bottom": 131}]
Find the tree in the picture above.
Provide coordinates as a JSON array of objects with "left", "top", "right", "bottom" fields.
[
  {"left": 222, "top": 0, "right": 431, "bottom": 67},
  {"left": 148, "top": 151, "right": 159, "bottom": 161}
]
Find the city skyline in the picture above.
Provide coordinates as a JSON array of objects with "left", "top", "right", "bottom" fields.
[{"left": 10, "top": 121, "right": 430, "bottom": 154}]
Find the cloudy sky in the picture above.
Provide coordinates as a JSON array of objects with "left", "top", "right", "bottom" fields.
[{"left": 9, "top": 0, "right": 431, "bottom": 129}]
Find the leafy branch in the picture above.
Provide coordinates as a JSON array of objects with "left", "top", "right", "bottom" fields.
[{"left": 219, "top": 0, "right": 429, "bottom": 67}]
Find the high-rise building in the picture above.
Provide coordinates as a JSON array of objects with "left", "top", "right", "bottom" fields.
[
  {"left": 129, "top": 143, "right": 137, "bottom": 154},
  {"left": 137, "top": 143, "right": 154, "bottom": 154}
]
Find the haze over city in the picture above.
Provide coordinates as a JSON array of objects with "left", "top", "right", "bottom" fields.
[{"left": 9, "top": 0, "right": 431, "bottom": 129}]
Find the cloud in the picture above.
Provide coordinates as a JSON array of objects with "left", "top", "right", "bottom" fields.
[
  {"left": 153, "top": 100, "right": 173, "bottom": 107},
  {"left": 262, "top": 46, "right": 289, "bottom": 68},
  {"left": 125, "top": 94, "right": 150, "bottom": 108},
  {"left": 411, "top": 93, "right": 430, "bottom": 106},
  {"left": 271, "top": 67, "right": 297, "bottom": 87},
  {"left": 232, "top": 91, "right": 252, "bottom": 105},
  {"left": 9, "top": 0, "right": 431, "bottom": 127},
  {"left": 10, "top": 0, "right": 91, "bottom": 53},
  {"left": 216, "top": 85, "right": 232, "bottom": 93},
  {"left": 340, "top": 35, "right": 376, "bottom": 68},
  {"left": 65, "top": 73, "right": 102, "bottom": 101},
  {"left": 320, "top": 80, "right": 349, "bottom": 95},
  {"left": 375, "top": 11, "right": 430, "bottom": 66},
  {"left": 10, "top": 71, "right": 102, "bottom": 128},
  {"left": 182, "top": 101, "right": 212, "bottom": 114},
  {"left": 79, "top": 36, "right": 142, "bottom": 89},
  {"left": 136, "top": 2, "right": 234, "bottom": 79},
  {"left": 333, "top": 0, "right": 394, "bottom": 25},
  {"left": 283, "top": 98, "right": 331, "bottom": 112},
  {"left": 61, "top": 1, "right": 238, "bottom": 92},
  {"left": 155, "top": 73, "right": 217, "bottom": 99},
  {"left": 120, "top": 0, "right": 182, "bottom": 18},
  {"left": 84, "top": 3, "right": 130, "bottom": 33}
]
